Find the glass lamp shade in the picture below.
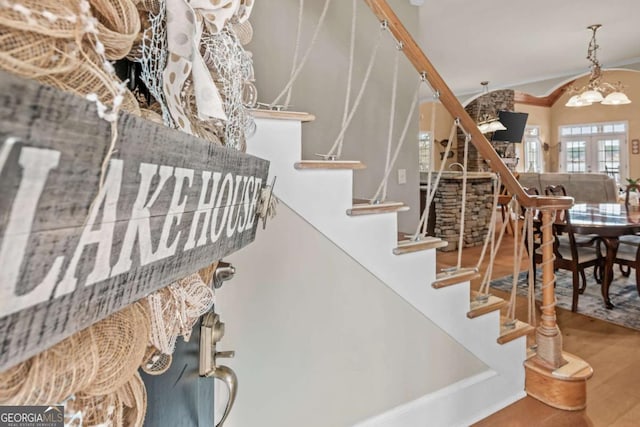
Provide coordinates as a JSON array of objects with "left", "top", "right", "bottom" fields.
[
  {"left": 580, "top": 89, "right": 604, "bottom": 103},
  {"left": 602, "top": 91, "right": 631, "bottom": 105},
  {"left": 478, "top": 120, "right": 506, "bottom": 134},
  {"left": 565, "top": 94, "right": 592, "bottom": 107},
  {"left": 486, "top": 120, "right": 507, "bottom": 132},
  {"left": 478, "top": 122, "right": 491, "bottom": 133}
]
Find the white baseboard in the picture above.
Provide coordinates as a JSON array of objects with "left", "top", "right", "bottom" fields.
[{"left": 353, "top": 370, "right": 525, "bottom": 427}]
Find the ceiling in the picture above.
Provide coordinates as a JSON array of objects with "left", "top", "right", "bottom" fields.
[{"left": 412, "top": 0, "right": 640, "bottom": 97}]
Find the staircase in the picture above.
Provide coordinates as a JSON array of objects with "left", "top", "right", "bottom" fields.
[
  {"left": 245, "top": 112, "right": 529, "bottom": 426},
  {"left": 230, "top": 1, "right": 591, "bottom": 423}
]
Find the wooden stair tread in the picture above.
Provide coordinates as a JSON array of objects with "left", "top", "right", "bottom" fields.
[
  {"left": 250, "top": 109, "right": 316, "bottom": 122},
  {"left": 467, "top": 292, "right": 507, "bottom": 319},
  {"left": 431, "top": 267, "right": 479, "bottom": 289},
  {"left": 294, "top": 160, "right": 366, "bottom": 170},
  {"left": 525, "top": 351, "right": 593, "bottom": 380},
  {"left": 497, "top": 316, "right": 535, "bottom": 345},
  {"left": 550, "top": 352, "right": 593, "bottom": 379},
  {"left": 393, "top": 236, "right": 447, "bottom": 255},
  {"left": 347, "top": 201, "right": 409, "bottom": 216}
]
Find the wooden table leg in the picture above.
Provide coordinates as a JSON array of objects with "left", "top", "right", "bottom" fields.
[{"left": 599, "top": 236, "right": 618, "bottom": 309}]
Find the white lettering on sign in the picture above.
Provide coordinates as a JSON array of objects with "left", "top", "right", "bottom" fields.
[
  {"left": 226, "top": 175, "right": 247, "bottom": 238},
  {"left": 183, "top": 171, "right": 222, "bottom": 250},
  {"left": 0, "top": 145, "right": 263, "bottom": 318},
  {"left": 55, "top": 159, "right": 124, "bottom": 297},
  {"left": 210, "top": 173, "right": 234, "bottom": 243},
  {"left": 0, "top": 146, "right": 64, "bottom": 314},
  {"left": 111, "top": 163, "right": 174, "bottom": 276},
  {"left": 237, "top": 176, "right": 255, "bottom": 233},
  {"left": 246, "top": 177, "right": 263, "bottom": 229},
  {"left": 156, "top": 167, "right": 194, "bottom": 260}
]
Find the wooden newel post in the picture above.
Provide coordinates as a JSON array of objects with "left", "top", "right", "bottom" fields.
[
  {"left": 533, "top": 208, "right": 566, "bottom": 369},
  {"left": 524, "top": 207, "right": 591, "bottom": 411}
]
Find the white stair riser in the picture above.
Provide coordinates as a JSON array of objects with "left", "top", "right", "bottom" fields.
[{"left": 248, "top": 116, "right": 525, "bottom": 390}]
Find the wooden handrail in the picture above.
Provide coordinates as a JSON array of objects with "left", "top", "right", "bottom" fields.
[
  {"left": 360, "top": 4, "right": 598, "bottom": 402},
  {"left": 365, "top": 0, "right": 586, "bottom": 382},
  {"left": 363, "top": 0, "right": 573, "bottom": 211},
  {"left": 363, "top": 3, "right": 594, "bottom": 404}
]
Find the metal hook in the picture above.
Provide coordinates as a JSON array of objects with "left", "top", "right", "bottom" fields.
[
  {"left": 259, "top": 176, "right": 278, "bottom": 230},
  {"left": 449, "top": 162, "right": 465, "bottom": 172},
  {"left": 315, "top": 153, "right": 338, "bottom": 161},
  {"left": 212, "top": 261, "right": 236, "bottom": 289}
]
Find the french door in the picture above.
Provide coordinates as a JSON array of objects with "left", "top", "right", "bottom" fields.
[{"left": 560, "top": 122, "right": 628, "bottom": 184}]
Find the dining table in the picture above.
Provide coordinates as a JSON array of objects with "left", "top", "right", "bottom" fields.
[{"left": 561, "top": 203, "right": 640, "bottom": 309}]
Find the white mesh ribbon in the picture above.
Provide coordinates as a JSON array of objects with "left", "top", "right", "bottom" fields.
[
  {"left": 146, "top": 273, "right": 215, "bottom": 355},
  {"left": 163, "top": 0, "right": 255, "bottom": 134}
]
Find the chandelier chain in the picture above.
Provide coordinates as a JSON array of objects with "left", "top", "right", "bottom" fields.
[{"left": 586, "top": 24, "right": 602, "bottom": 86}]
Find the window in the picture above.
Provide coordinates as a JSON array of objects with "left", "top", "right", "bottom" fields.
[
  {"left": 566, "top": 140, "right": 586, "bottom": 172},
  {"left": 523, "top": 126, "right": 543, "bottom": 172},
  {"left": 559, "top": 121, "right": 627, "bottom": 184},
  {"left": 418, "top": 131, "right": 431, "bottom": 172},
  {"left": 597, "top": 139, "right": 620, "bottom": 179}
]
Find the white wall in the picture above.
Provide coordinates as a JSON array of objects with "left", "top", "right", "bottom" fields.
[
  {"left": 248, "top": 0, "right": 421, "bottom": 233},
  {"left": 219, "top": 203, "right": 486, "bottom": 427}
]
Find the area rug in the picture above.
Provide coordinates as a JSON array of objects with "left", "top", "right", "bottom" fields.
[{"left": 491, "top": 269, "right": 640, "bottom": 331}]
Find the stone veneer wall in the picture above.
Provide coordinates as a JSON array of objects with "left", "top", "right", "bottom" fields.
[
  {"left": 460, "top": 89, "right": 515, "bottom": 171},
  {"left": 433, "top": 175, "right": 495, "bottom": 252}
]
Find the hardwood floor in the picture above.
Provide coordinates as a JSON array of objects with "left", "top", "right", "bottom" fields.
[{"left": 434, "top": 222, "right": 640, "bottom": 427}]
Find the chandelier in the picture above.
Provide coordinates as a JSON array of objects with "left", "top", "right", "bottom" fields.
[
  {"left": 565, "top": 24, "right": 631, "bottom": 107},
  {"left": 476, "top": 81, "right": 506, "bottom": 133}
]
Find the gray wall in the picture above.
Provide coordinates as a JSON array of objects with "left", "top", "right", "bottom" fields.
[
  {"left": 248, "top": 0, "right": 421, "bottom": 233},
  {"left": 221, "top": 203, "right": 486, "bottom": 427}
]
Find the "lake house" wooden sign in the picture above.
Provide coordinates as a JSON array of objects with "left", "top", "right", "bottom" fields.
[{"left": 0, "top": 72, "right": 270, "bottom": 370}]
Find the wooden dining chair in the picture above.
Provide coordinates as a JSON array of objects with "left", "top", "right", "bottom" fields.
[
  {"left": 545, "top": 184, "right": 598, "bottom": 245},
  {"left": 605, "top": 165, "right": 620, "bottom": 183},
  {"left": 545, "top": 184, "right": 567, "bottom": 197},
  {"left": 614, "top": 243, "right": 640, "bottom": 296},
  {"left": 545, "top": 184, "right": 601, "bottom": 248},
  {"left": 541, "top": 185, "right": 603, "bottom": 311},
  {"left": 614, "top": 183, "right": 640, "bottom": 295}
]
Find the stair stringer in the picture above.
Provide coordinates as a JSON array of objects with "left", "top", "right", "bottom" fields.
[{"left": 248, "top": 117, "right": 526, "bottom": 424}]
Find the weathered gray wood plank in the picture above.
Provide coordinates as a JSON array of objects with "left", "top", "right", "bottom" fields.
[{"left": 0, "top": 71, "right": 269, "bottom": 370}]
